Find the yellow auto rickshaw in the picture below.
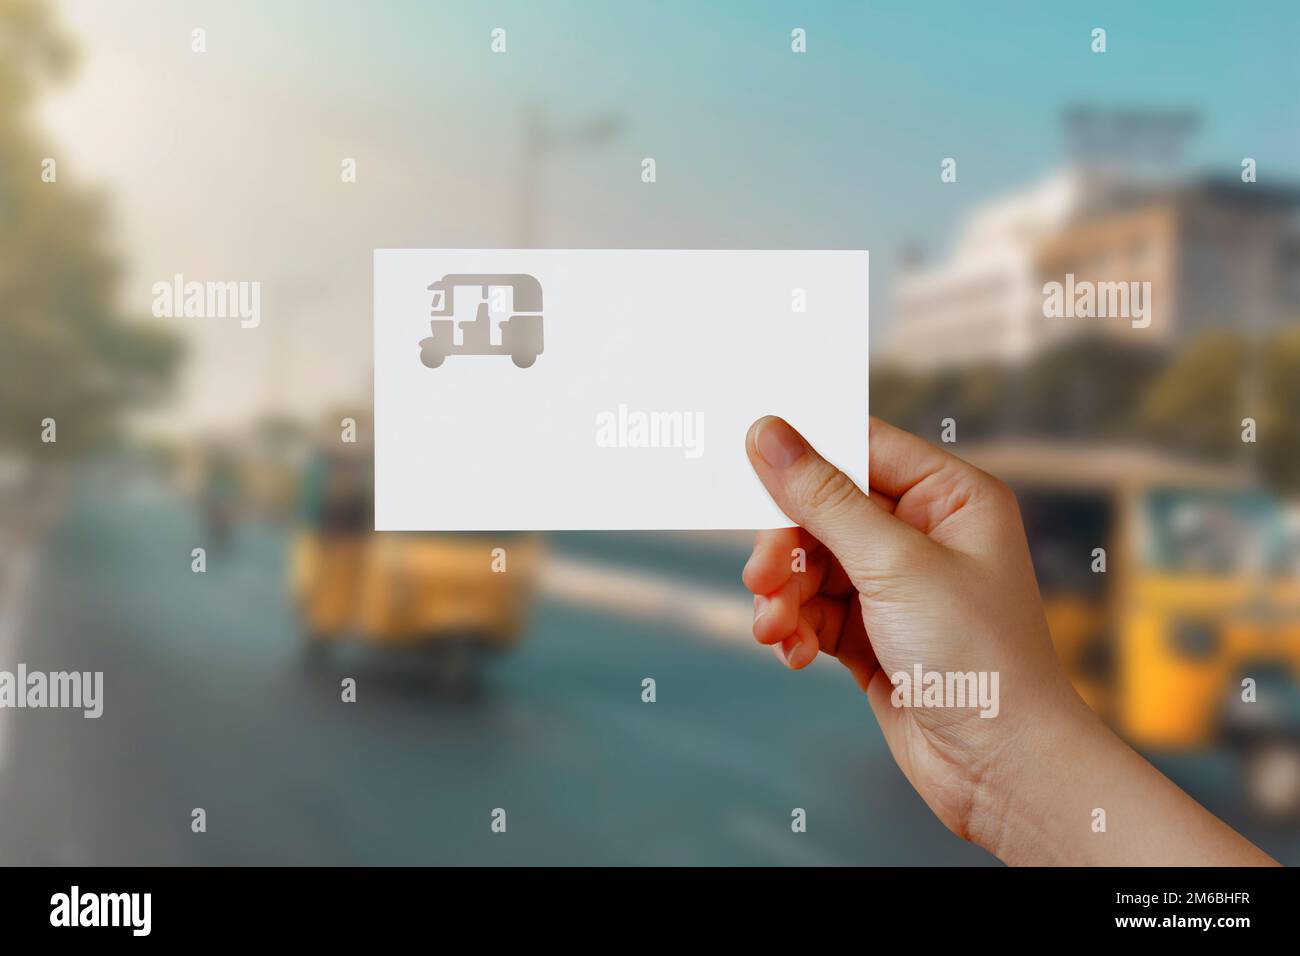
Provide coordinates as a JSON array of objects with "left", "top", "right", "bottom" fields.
[
  {"left": 289, "top": 442, "right": 541, "bottom": 685},
  {"left": 963, "top": 442, "right": 1300, "bottom": 817}
]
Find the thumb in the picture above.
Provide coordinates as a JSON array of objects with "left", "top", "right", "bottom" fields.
[{"left": 745, "top": 416, "right": 926, "bottom": 588}]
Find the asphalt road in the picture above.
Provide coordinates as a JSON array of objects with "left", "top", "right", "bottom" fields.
[
  {"left": 0, "top": 476, "right": 989, "bottom": 865},
  {"left": 0, "top": 475, "right": 1295, "bottom": 865}
]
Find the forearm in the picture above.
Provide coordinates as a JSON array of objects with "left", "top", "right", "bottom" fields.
[{"left": 972, "top": 696, "right": 1278, "bottom": 866}]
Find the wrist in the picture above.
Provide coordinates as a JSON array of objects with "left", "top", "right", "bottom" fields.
[{"left": 964, "top": 678, "right": 1106, "bottom": 865}]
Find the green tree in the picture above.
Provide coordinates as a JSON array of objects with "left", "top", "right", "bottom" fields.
[
  {"left": 1017, "top": 334, "right": 1169, "bottom": 439},
  {"left": 871, "top": 361, "right": 1013, "bottom": 443},
  {"left": 0, "top": 0, "right": 180, "bottom": 455},
  {"left": 1259, "top": 327, "right": 1300, "bottom": 489},
  {"left": 1139, "top": 330, "right": 1244, "bottom": 458},
  {"left": 869, "top": 363, "right": 928, "bottom": 432},
  {"left": 1140, "top": 327, "right": 1300, "bottom": 490}
]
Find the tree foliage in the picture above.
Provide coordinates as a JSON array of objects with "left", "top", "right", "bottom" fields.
[
  {"left": 0, "top": 0, "right": 181, "bottom": 454},
  {"left": 872, "top": 327, "right": 1300, "bottom": 491},
  {"left": 1141, "top": 326, "right": 1300, "bottom": 489}
]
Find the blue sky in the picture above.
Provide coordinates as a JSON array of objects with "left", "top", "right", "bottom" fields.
[
  {"left": 226, "top": 0, "right": 1300, "bottom": 305},
  {"left": 255, "top": 0, "right": 1300, "bottom": 240},
  {"left": 44, "top": 0, "right": 1300, "bottom": 428}
]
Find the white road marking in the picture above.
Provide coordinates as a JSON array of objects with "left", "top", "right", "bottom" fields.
[
  {"left": 539, "top": 554, "right": 842, "bottom": 677},
  {"left": 540, "top": 555, "right": 753, "bottom": 643}
]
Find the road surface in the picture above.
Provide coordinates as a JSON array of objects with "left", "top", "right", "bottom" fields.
[
  {"left": 0, "top": 474, "right": 1293, "bottom": 864},
  {"left": 0, "top": 476, "right": 989, "bottom": 865}
]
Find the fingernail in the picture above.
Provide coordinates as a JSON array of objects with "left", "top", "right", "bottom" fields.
[
  {"left": 753, "top": 594, "right": 770, "bottom": 620},
  {"left": 755, "top": 417, "right": 805, "bottom": 470},
  {"left": 775, "top": 634, "right": 793, "bottom": 665}
]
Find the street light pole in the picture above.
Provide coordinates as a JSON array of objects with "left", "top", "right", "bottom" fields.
[{"left": 514, "top": 105, "right": 623, "bottom": 248}]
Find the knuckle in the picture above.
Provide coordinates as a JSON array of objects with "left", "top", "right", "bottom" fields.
[
  {"left": 802, "top": 465, "right": 860, "bottom": 516},
  {"left": 984, "top": 475, "right": 1019, "bottom": 511},
  {"left": 873, "top": 526, "right": 924, "bottom": 571}
]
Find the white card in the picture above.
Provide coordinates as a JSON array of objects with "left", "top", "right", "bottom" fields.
[{"left": 373, "top": 249, "right": 868, "bottom": 530}]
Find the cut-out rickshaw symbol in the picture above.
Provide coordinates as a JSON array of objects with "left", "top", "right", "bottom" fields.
[{"left": 419, "top": 273, "right": 544, "bottom": 369}]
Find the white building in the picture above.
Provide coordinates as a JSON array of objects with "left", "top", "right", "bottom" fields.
[
  {"left": 884, "top": 169, "right": 1121, "bottom": 370},
  {"left": 885, "top": 166, "right": 1300, "bottom": 371}
]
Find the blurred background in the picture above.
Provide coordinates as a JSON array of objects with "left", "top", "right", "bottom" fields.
[{"left": 1, "top": 0, "right": 1298, "bottom": 864}]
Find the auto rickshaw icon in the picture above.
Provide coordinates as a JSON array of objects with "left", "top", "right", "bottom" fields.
[{"left": 419, "top": 273, "right": 544, "bottom": 369}]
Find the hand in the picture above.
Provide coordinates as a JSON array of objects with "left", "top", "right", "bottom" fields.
[{"left": 743, "top": 415, "right": 1275, "bottom": 866}]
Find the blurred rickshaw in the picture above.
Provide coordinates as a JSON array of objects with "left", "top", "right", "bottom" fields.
[
  {"left": 964, "top": 443, "right": 1300, "bottom": 818},
  {"left": 289, "top": 442, "right": 541, "bottom": 686},
  {"left": 200, "top": 445, "right": 242, "bottom": 552}
]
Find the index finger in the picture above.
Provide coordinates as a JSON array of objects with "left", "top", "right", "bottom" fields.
[
  {"left": 742, "top": 527, "right": 819, "bottom": 595},
  {"left": 867, "top": 415, "right": 978, "bottom": 500}
]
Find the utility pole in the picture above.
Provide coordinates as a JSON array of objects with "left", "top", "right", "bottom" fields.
[{"left": 515, "top": 105, "right": 623, "bottom": 248}]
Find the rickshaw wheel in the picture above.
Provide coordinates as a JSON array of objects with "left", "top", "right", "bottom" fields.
[
  {"left": 420, "top": 346, "right": 445, "bottom": 368},
  {"left": 1244, "top": 743, "right": 1300, "bottom": 820},
  {"left": 511, "top": 353, "right": 537, "bottom": 369}
]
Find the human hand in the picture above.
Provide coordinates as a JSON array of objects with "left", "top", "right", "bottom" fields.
[{"left": 743, "top": 415, "right": 1275, "bottom": 865}]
